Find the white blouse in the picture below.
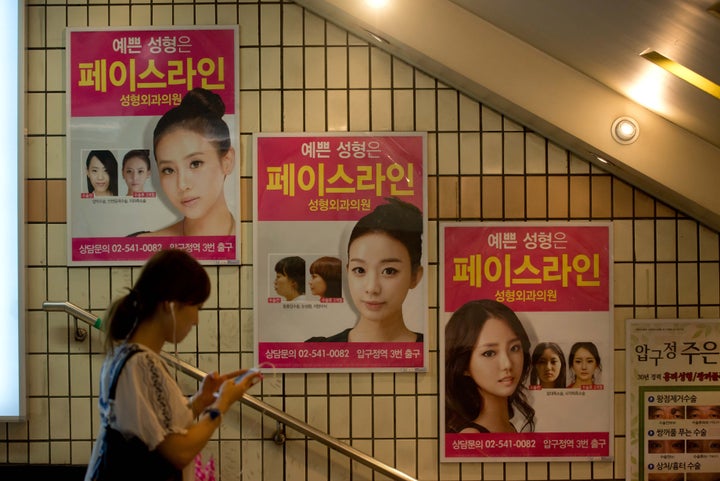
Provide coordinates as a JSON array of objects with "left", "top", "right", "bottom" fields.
[{"left": 85, "top": 343, "right": 195, "bottom": 481}]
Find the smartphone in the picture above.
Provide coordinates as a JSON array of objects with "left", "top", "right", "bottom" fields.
[{"left": 234, "top": 367, "right": 261, "bottom": 384}]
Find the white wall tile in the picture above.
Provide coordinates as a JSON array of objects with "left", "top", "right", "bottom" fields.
[
  {"left": 348, "top": 89, "right": 369, "bottom": 131},
  {"left": 678, "top": 263, "right": 699, "bottom": 304},
  {"left": 282, "top": 90, "right": 304, "bottom": 131},
  {"left": 261, "top": 90, "right": 282, "bottom": 131},
  {"left": 261, "top": 47, "right": 281, "bottom": 89},
  {"left": 348, "top": 46, "right": 369, "bottom": 89},
  {"left": 370, "top": 48, "right": 391, "bottom": 89},
  {"left": 304, "top": 47, "right": 326, "bottom": 89},
  {"left": 281, "top": 47, "right": 303, "bottom": 89},
  {"left": 240, "top": 48, "right": 260, "bottom": 90},
  {"left": 327, "top": 90, "right": 348, "bottom": 131},
  {"left": 261, "top": 5, "right": 282, "bottom": 44},
  {"left": 678, "top": 219, "right": 699, "bottom": 261},
  {"left": 370, "top": 89, "right": 391, "bottom": 130},
  {"left": 700, "top": 263, "right": 720, "bottom": 304},
  {"left": 327, "top": 46, "right": 347, "bottom": 89},
  {"left": 282, "top": 4, "right": 303, "bottom": 46},
  {"left": 482, "top": 132, "right": 503, "bottom": 174},
  {"left": 438, "top": 132, "right": 459, "bottom": 175}
]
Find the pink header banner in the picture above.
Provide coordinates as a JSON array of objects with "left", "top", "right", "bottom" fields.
[
  {"left": 444, "top": 224, "right": 610, "bottom": 312},
  {"left": 255, "top": 135, "right": 424, "bottom": 221},
  {"left": 69, "top": 28, "right": 236, "bottom": 117}
]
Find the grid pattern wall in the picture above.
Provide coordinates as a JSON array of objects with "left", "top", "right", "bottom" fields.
[{"left": 6, "top": 1, "right": 720, "bottom": 480}]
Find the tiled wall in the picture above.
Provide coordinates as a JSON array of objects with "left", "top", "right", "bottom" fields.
[{"left": 5, "top": 1, "right": 720, "bottom": 480}]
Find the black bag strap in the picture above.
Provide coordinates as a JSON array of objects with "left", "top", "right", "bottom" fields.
[{"left": 107, "top": 344, "right": 143, "bottom": 402}]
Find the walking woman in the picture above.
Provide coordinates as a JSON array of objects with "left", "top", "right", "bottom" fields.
[{"left": 85, "top": 249, "right": 260, "bottom": 481}]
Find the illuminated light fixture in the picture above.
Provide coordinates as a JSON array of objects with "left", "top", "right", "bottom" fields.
[
  {"left": 611, "top": 116, "right": 639, "bottom": 144},
  {"left": 640, "top": 49, "right": 720, "bottom": 100},
  {"left": 366, "top": 0, "right": 389, "bottom": 8},
  {"left": 364, "top": 29, "right": 388, "bottom": 44}
]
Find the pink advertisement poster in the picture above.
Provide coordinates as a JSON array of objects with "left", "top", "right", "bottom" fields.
[
  {"left": 253, "top": 133, "right": 428, "bottom": 372},
  {"left": 440, "top": 222, "right": 614, "bottom": 462},
  {"left": 66, "top": 27, "right": 239, "bottom": 265}
]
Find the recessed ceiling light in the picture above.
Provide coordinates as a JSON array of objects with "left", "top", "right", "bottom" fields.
[
  {"left": 611, "top": 117, "right": 639, "bottom": 144},
  {"left": 640, "top": 49, "right": 720, "bottom": 100}
]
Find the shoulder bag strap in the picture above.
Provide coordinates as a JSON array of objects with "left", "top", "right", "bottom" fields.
[{"left": 108, "top": 345, "right": 143, "bottom": 402}]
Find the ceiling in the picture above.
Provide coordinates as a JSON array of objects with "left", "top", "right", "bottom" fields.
[
  {"left": 450, "top": 0, "right": 720, "bottom": 150},
  {"left": 296, "top": 0, "right": 720, "bottom": 231}
]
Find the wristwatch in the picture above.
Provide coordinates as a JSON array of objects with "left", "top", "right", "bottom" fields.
[{"left": 203, "top": 407, "right": 222, "bottom": 421}]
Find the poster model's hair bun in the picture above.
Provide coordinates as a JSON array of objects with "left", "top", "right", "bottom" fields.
[
  {"left": 153, "top": 88, "right": 231, "bottom": 155},
  {"left": 178, "top": 88, "right": 225, "bottom": 119}
]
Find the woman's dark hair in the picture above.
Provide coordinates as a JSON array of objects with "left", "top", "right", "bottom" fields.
[
  {"left": 444, "top": 299, "right": 535, "bottom": 433},
  {"left": 86, "top": 150, "right": 119, "bottom": 195},
  {"left": 103, "top": 249, "right": 210, "bottom": 352},
  {"left": 275, "top": 256, "right": 306, "bottom": 295},
  {"left": 348, "top": 197, "right": 423, "bottom": 274},
  {"left": 153, "top": 88, "right": 231, "bottom": 157},
  {"left": 530, "top": 342, "right": 567, "bottom": 388},
  {"left": 309, "top": 256, "right": 342, "bottom": 298},
  {"left": 568, "top": 341, "right": 602, "bottom": 383},
  {"left": 122, "top": 149, "right": 151, "bottom": 170}
]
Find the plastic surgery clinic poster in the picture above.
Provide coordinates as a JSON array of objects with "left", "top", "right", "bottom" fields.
[
  {"left": 253, "top": 132, "right": 428, "bottom": 373},
  {"left": 67, "top": 26, "right": 239, "bottom": 265},
  {"left": 440, "top": 222, "right": 614, "bottom": 462}
]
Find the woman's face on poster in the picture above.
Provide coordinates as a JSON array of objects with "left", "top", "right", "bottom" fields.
[
  {"left": 535, "top": 348, "right": 562, "bottom": 386},
  {"left": 309, "top": 273, "right": 328, "bottom": 297},
  {"left": 346, "top": 232, "right": 420, "bottom": 324},
  {"left": 155, "top": 129, "right": 233, "bottom": 220},
  {"left": 87, "top": 156, "right": 110, "bottom": 195},
  {"left": 123, "top": 156, "right": 151, "bottom": 194},
  {"left": 465, "top": 317, "right": 523, "bottom": 400},
  {"left": 274, "top": 272, "right": 297, "bottom": 300},
  {"left": 571, "top": 347, "right": 598, "bottom": 383}
]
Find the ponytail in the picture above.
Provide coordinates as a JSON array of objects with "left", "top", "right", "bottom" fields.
[{"left": 102, "top": 249, "right": 211, "bottom": 352}]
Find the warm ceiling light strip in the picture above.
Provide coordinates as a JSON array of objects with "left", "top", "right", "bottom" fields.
[{"left": 640, "top": 50, "right": 720, "bottom": 100}]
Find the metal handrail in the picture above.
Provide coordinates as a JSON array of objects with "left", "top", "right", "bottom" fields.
[{"left": 42, "top": 301, "right": 417, "bottom": 481}]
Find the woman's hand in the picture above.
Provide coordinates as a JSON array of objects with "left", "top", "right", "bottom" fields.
[
  {"left": 190, "top": 370, "right": 242, "bottom": 415},
  {"left": 160, "top": 368, "right": 262, "bottom": 469},
  {"left": 213, "top": 369, "right": 263, "bottom": 413}
]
